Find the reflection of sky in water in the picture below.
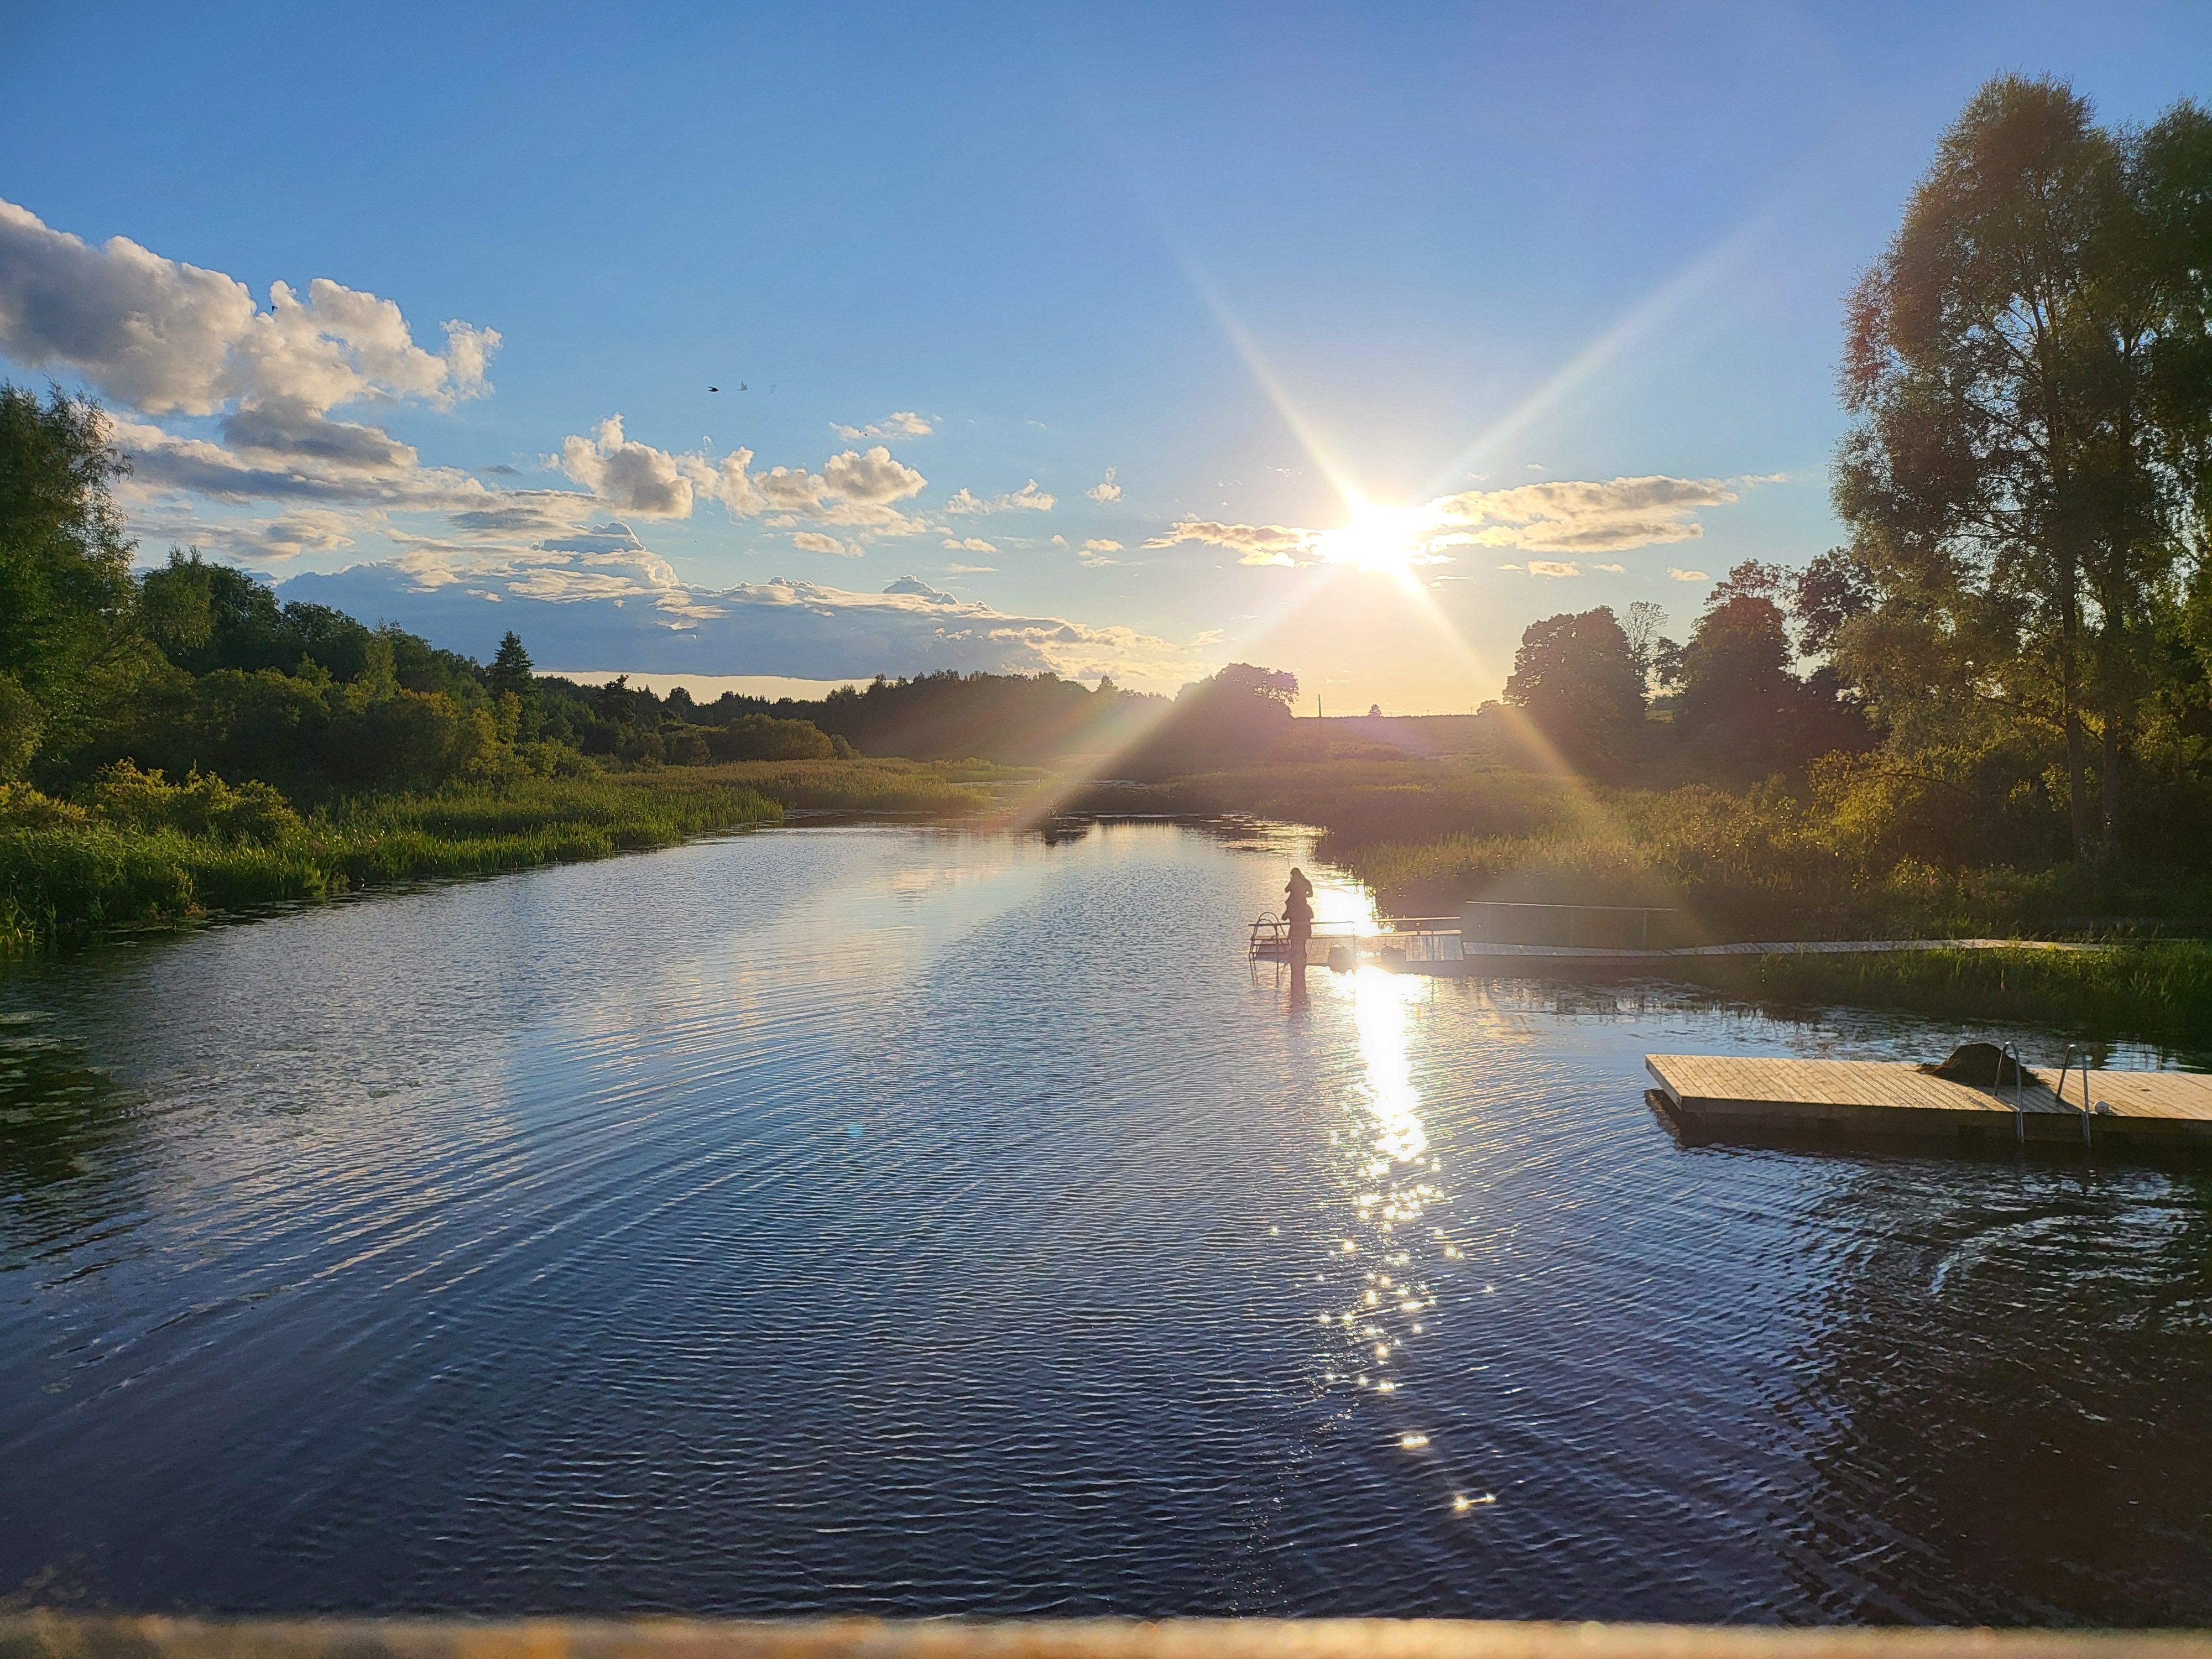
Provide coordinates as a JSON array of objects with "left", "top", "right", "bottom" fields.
[{"left": 2, "top": 820, "right": 2209, "bottom": 1621}]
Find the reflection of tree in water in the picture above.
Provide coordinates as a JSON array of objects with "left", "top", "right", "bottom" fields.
[
  {"left": 1782, "top": 1157, "right": 2212, "bottom": 1623},
  {"left": 0, "top": 1013, "right": 133, "bottom": 1233}
]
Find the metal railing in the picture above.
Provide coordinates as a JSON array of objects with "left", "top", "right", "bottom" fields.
[
  {"left": 2057, "top": 1044, "right": 2093, "bottom": 1149},
  {"left": 1997, "top": 1041, "right": 2028, "bottom": 1145},
  {"left": 1459, "top": 901, "right": 1679, "bottom": 950}
]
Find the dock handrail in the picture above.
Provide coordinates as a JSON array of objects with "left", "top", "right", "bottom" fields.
[
  {"left": 1460, "top": 900, "right": 1678, "bottom": 950},
  {"left": 1999, "top": 1041, "right": 2027, "bottom": 1145},
  {"left": 2058, "top": 1044, "right": 2093, "bottom": 1148}
]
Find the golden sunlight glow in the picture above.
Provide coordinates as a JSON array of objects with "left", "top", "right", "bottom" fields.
[{"left": 1316, "top": 503, "right": 1446, "bottom": 574}]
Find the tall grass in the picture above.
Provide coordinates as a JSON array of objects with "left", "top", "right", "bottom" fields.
[
  {"left": 709, "top": 756, "right": 1014, "bottom": 813},
  {"left": 0, "top": 757, "right": 1029, "bottom": 951},
  {"left": 0, "top": 773, "right": 780, "bottom": 951},
  {"left": 1668, "top": 944, "right": 2212, "bottom": 1048}
]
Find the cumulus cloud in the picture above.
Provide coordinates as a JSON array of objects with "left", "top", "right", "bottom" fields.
[
  {"left": 1431, "top": 476, "right": 1736, "bottom": 554},
  {"left": 1668, "top": 567, "right": 1712, "bottom": 582},
  {"left": 883, "top": 575, "right": 956, "bottom": 602},
  {"left": 832, "top": 410, "right": 932, "bottom": 440},
  {"left": 943, "top": 562, "right": 995, "bottom": 573},
  {"left": 1525, "top": 560, "right": 1580, "bottom": 577},
  {"left": 0, "top": 196, "right": 496, "bottom": 418},
  {"left": 944, "top": 479, "right": 1054, "bottom": 514},
  {"left": 550, "top": 422, "right": 929, "bottom": 536},
  {"left": 791, "top": 531, "right": 860, "bottom": 557},
  {"left": 1087, "top": 467, "right": 1122, "bottom": 503},
  {"left": 943, "top": 537, "right": 997, "bottom": 554},
  {"left": 1078, "top": 539, "right": 1123, "bottom": 567},
  {"left": 557, "top": 416, "right": 697, "bottom": 518},
  {"left": 1593, "top": 562, "right": 1626, "bottom": 573},
  {"left": 822, "top": 446, "right": 926, "bottom": 505}
]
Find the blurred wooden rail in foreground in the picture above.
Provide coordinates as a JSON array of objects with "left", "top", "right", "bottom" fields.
[{"left": 7, "top": 1619, "right": 2212, "bottom": 1659}]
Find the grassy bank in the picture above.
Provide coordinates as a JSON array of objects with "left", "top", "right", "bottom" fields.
[
  {"left": 1663, "top": 944, "right": 2212, "bottom": 1050},
  {"left": 0, "top": 757, "right": 1006, "bottom": 951},
  {"left": 1089, "top": 758, "right": 2212, "bottom": 1042},
  {"left": 1089, "top": 760, "right": 2212, "bottom": 941}
]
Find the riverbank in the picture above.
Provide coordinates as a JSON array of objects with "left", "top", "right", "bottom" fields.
[
  {"left": 1666, "top": 941, "right": 2212, "bottom": 1050},
  {"left": 0, "top": 758, "right": 1004, "bottom": 951},
  {"left": 1081, "top": 760, "right": 2212, "bottom": 940},
  {"left": 1080, "top": 759, "right": 2212, "bottom": 1044}
]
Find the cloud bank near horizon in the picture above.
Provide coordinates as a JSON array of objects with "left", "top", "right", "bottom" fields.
[{"left": 281, "top": 534, "right": 1207, "bottom": 685}]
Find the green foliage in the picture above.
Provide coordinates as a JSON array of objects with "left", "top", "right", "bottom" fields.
[
  {"left": 708, "top": 713, "right": 840, "bottom": 761},
  {"left": 0, "top": 386, "right": 150, "bottom": 766},
  {"left": 0, "top": 773, "right": 785, "bottom": 952},
  {"left": 1503, "top": 606, "right": 1644, "bottom": 765},
  {"left": 708, "top": 757, "right": 1004, "bottom": 813},
  {"left": 1835, "top": 75, "right": 2212, "bottom": 855},
  {"left": 1670, "top": 943, "right": 2212, "bottom": 1047},
  {"left": 84, "top": 761, "right": 302, "bottom": 843}
]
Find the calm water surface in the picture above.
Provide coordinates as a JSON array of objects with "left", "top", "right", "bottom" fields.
[{"left": 2, "top": 822, "right": 2208, "bottom": 1621}]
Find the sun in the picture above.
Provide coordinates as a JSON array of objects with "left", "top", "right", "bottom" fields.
[{"left": 1316, "top": 502, "right": 1441, "bottom": 575}]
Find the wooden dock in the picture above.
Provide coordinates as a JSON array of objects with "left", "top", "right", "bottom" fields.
[{"left": 1646, "top": 1053, "right": 2212, "bottom": 1151}]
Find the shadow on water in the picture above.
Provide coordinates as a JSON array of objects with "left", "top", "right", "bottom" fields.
[
  {"left": 1778, "top": 1150, "right": 2212, "bottom": 1623},
  {"left": 0, "top": 1013, "right": 130, "bottom": 1207}
]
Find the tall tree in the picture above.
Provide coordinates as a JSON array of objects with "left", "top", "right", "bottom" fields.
[
  {"left": 1502, "top": 607, "right": 1645, "bottom": 766},
  {"left": 1835, "top": 76, "right": 2208, "bottom": 854},
  {"left": 0, "top": 385, "right": 144, "bottom": 776}
]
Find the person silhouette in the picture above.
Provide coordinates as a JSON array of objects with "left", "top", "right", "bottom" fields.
[{"left": 1284, "top": 867, "right": 1315, "bottom": 988}]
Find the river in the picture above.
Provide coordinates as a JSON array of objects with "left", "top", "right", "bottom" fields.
[{"left": 1, "top": 822, "right": 2207, "bottom": 1621}]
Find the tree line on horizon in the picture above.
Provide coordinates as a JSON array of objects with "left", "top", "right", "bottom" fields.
[
  {"left": 0, "top": 382, "right": 1296, "bottom": 803},
  {"left": 3, "top": 74, "right": 2205, "bottom": 886}
]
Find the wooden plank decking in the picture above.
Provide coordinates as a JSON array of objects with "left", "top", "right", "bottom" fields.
[{"left": 1645, "top": 1053, "right": 2212, "bottom": 1150}]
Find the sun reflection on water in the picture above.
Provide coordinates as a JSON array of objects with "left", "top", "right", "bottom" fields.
[{"left": 1305, "top": 960, "right": 1490, "bottom": 1515}]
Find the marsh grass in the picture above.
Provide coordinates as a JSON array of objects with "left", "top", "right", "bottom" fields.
[
  {"left": 0, "top": 770, "right": 783, "bottom": 949},
  {"left": 1671, "top": 943, "right": 2212, "bottom": 1048},
  {"left": 711, "top": 756, "right": 1020, "bottom": 812}
]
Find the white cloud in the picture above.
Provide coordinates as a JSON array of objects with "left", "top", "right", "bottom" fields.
[
  {"left": 943, "top": 537, "right": 997, "bottom": 554},
  {"left": 1593, "top": 562, "right": 1626, "bottom": 573},
  {"left": 1078, "top": 539, "right": 1123, "bottom": 567},
  {"left": 823, "top": 446, "right": 926, "bottom": 505},
  {"left": 943, "top": 562, "right": 995, "bottom": 574},
  {"left": 0, "top": 196, "right": 495, "bottom": 418},
  {"left": 944, "top": 479, "right": 1054, "bottom": 514},
  {"left": 553, "top": 425, "right": 927, "bottom": 534},
  {"left": 1668, "top": 567, "right": 1712, "bottom": 582},
  {"left": 557, "top": 415, "right": 697, "bottom": 518},
  {"left": 791, "top": 531, "right": 860, "bottom": 557},
  {"left": 1525, "top": 560, "right": 1580, "bottom": 577},
  {"left": 1145, "top": 519, "right": 1317, "bottom": 566},
  {"left": 831, "top": 410, "right": 932, "bottom": 440},
  {"left": 1431, "top": 476, "right": 1735, "bottom": 554},
  {"left": 1087, "top": 467, "right": 1122, "bottom": 503}
]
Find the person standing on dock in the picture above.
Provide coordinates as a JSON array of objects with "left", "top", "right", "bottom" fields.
[{"left": 1284, "top": 868, "right": 1315, "bottom": 988}]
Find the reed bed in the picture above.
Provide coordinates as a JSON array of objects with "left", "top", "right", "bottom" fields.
[
  {"left": 1670, "top": 943, "right": 2212, "bottom": 1049},
  {"left": 0, "top": 773, "right": 782, "bottom": 951}
]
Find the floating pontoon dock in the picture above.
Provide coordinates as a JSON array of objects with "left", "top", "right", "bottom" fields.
[{"left": 1646, "top": 1053, "right": 2212, "bottom": 1151}]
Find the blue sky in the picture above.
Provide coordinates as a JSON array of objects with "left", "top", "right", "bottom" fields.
[{"left": 5, "top": 2, "right": 2209, "bottom": 709}]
